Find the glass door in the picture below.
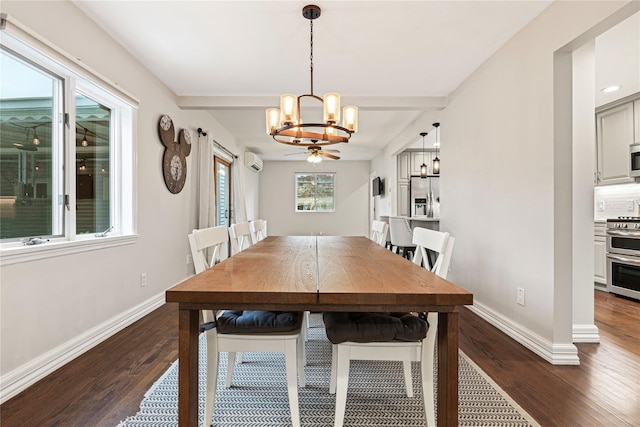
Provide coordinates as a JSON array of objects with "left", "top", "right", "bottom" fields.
[{"left": 214, "top": 157, "right": 231, "bottom": 227}]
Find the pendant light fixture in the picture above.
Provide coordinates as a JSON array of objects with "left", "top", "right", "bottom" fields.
[
  {"left": 265, "top": 5, "right": 358, "bottom": 150},
  {"left": 419, "top": 132, "right": 428, "bottom": 178},
  {"left": 432, "top": 122, "right": 440, "bottom": 175},
  {"left": 81, "top": 129, "right": 88, "bottom": 147}
]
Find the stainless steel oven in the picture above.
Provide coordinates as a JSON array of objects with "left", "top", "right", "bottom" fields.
[{"left": 606, "top": 217, "right": 640, "bottom": 301}]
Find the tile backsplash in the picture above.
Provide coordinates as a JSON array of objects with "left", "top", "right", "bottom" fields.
[{"left": 594, "top": 183, "right": 640, "bottom": 220}]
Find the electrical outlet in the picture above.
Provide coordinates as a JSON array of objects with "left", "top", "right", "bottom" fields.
[
  {"left": 186, "top": 254, "right": 192, "bottom": 265},
  {"left": 140, "top": 273, "right": 147, "bottom": 287},
  {"left": 597, "top": 201, "right": 605, "bottom": 211},
  {"left": 517, "top": 287, "right": 525, "bottom": 306}
]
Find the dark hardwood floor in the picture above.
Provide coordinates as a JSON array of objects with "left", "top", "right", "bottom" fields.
[{"left": 1, "top": 291, "right": 638, "bottom": 426}]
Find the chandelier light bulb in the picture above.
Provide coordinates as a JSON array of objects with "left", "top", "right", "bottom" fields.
[
  {"left": 266, "top": 108, "right": 280, "bottom": 134},
  {"left": 323, "top": 93, "right": 340, "bottom": 124},
  {"left": 343, "top": 106, "right": 358, "bottom": 132},
  {"left": 280, "top": 94, "right": 298, "bottom": 125}
]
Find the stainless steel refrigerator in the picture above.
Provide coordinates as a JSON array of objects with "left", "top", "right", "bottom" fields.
[{"left": 410, "top": 176, "right": 440, "bottom": 218}]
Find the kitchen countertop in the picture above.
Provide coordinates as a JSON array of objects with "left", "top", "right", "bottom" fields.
[
  {"left": 409, "top": 216, "right": 440, "bottom": 222},
  {"left": 379, "top": 215, "right": 440, "bottom": 222}
]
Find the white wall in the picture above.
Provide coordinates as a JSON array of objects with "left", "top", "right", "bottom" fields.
[
  {"left": 0, "top": 1, "right": 257, "bottom": 401},
  {"left": 259, "top": 161, "right": 369, "bottom": 237},
  {"left": 439, "top": 1, "right": 636, "bottom": 364}
]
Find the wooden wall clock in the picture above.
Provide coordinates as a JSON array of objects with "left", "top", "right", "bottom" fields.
[{"left": 158, "top": 115, "right": 191, "bottom": 193}]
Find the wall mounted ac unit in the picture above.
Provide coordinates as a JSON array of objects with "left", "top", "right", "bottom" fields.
[{"left": 244, "top": 152, "right": 263, "bottom": 172}]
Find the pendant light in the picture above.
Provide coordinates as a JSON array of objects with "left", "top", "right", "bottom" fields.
[
  {"left": 419, "top": 132, "right": 428, "bottom": 178},
  {"left": 432, "top": 123, "right": 440, "bottom": 175}
]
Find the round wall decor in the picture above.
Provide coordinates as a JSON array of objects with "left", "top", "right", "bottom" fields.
[{"left": 158, "top": 115, "right": 191, "bottom": 194}]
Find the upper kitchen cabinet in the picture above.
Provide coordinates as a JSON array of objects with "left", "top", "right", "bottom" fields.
[{"left": 595, "top": 99, "right": 635, "bottom": 185}]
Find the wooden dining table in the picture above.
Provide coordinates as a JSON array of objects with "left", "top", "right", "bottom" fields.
[{"left": 166, "top": 235, "right": 473, "bottom": 426}]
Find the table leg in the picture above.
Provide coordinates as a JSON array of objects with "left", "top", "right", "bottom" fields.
[
  {"left": 178, "top": 308, "right": 199, "bottom": 427},
  {"left": 437, "top": 311, "right": 459, "bottom": 427}
]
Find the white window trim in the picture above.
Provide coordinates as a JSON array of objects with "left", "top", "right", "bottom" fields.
[{"left": 0, "top": 13, "right": 139, "bottom": 263}]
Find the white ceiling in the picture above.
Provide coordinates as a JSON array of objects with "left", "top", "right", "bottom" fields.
[{"left": 73, "top": 1, "right": 557, "bottom": 161}]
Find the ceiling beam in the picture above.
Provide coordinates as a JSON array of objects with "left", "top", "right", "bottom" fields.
[{"left": 177, "top": 96, "right": 447, "bottom": 111}]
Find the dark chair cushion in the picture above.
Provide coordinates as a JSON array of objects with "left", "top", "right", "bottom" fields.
[
  {"left": 216, "top": 310, "right": 303, "bottom": 334},
  {"left": 323, "top": 312, "right": 428, "bottom": 344}
]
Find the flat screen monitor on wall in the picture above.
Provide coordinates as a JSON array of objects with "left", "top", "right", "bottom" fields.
[{"left": 372, "top": 176, "right": 384, "bottom": 197}]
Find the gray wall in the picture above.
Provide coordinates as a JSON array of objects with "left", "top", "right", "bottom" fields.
[{"left": 259, "top": 161, "right": 370, "bottom": 237}]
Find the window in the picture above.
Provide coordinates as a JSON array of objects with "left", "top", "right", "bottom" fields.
[
  {"left": 295, "top": 172, "right": 335, "bottom": 212},
  {"left": 0, "top": 18, "right": 137, "bottom": 263}
]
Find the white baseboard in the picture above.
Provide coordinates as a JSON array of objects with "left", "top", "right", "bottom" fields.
[
  {"left": 572, "top": 324, "right": 600, "bottom": 343},
  {"left": 0, "top": 292, "right": 166, "bottom": 404},
  {"left": 466, "top": 301, "right": 580, "bottom": 365}
]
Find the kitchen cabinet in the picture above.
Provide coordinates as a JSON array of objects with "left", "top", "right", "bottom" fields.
[
  {"left": 594, "top": 222, "right": 607, "bottom": 289},
  {"left": 397, "top": 152, "right": 410, "bottom": 182},
  {"left": 397, "top": 153, "right": 410, "bottom": 216},
  {"left": 595, "top": 101, "right": 635, "bottom": 185},
  {"left": 397, "top": 181, "right": 410, "bottom": 217}
]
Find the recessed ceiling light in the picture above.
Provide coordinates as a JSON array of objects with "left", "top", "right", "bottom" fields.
[{"left": 601, "top": 85, "right": 621, "bottom": 93}]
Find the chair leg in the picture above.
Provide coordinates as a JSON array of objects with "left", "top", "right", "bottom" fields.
[
  {"left": 303, "top": 312, "right": 309, "bottom": 366},
  {"left": 225, "top": 352, "right": 236, "bottom": 388},
  {"left": 304, "top": 311, "right": 310, "bottom": 341},
  {"left": 334, "top": 345, "right": 351, "bottom": 427},
  {"left": 284, "top": 339, "right": 301, "bottom": 427},
  {"left": 204, "top": 334, "right": 219, "bottom": 427},
  {"left": 329, "top": 344, "right": 338, "bottom": 394},
  {"left": 297, "top": 334, "right": 306, "bottom": 388},
  {"left": 403, "top": 361, "right": 414, "bottom": 397}
]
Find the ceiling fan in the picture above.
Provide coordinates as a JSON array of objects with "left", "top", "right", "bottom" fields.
[{"left": 285, "top": 145, "right": 340, "bottom": 163}]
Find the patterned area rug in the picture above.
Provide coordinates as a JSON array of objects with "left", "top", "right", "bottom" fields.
[{"left": 118, "top": 316, "right": 539, "bottom": 426}]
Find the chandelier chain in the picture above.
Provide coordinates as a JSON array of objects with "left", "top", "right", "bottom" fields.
[{"left": 310, "top": 19, "right": 314, "bottom": 96}]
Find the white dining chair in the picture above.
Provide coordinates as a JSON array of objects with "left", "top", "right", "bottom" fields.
[
  {"left": 250, "top": 218, "right": 268, "bottom": 243},
  {"left": 188, "top": 226, "right": 306, "bottom": 427},
  {"left": 388, "top": 216, "right": 416, "bottom": 259},
  {"left": 370, "top": 220, "right": 389, "bottom": 246},
  {"left": 228, "top": 221, "right": 253, "bottom": 255},
  {"left": 324, "top": 228, "right": 454, "bottom": 427}
]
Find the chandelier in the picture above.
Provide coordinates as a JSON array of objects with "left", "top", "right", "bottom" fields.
[{"left": 265, "top": 5, "right": 358, "bottom": 149}]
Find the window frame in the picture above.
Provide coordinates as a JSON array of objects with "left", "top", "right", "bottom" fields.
[
  {"left": 294, "top": 172, "right": 336, "bottom": 213},
  {"left": 0, "top": 14, "right": 138, "bottom": 266}
]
